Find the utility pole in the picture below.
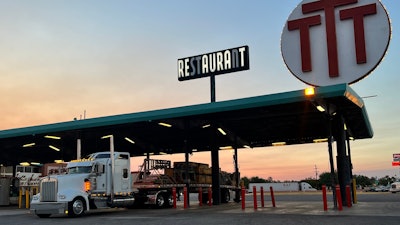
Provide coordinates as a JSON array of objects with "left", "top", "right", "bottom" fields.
[{"left": 314, "top": 165, "right": 319, "bottom": 180}]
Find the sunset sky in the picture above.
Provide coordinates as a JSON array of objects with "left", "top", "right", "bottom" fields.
[{"left": 0, "top": 0, "right": 399, "bottom": 181}]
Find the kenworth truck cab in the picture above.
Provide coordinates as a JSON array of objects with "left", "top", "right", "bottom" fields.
[{"left": 30, "top": 152, "right": 135, "bottom": 218}]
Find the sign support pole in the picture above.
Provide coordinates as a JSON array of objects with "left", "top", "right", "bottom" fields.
[{"left": 210, "top": 75, "right": 216, "bottom": 103}]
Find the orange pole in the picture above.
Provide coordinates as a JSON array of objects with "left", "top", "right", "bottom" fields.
[
  {"left": 270, "top": 187, "right": 276, "bottom": 207},
  {"left": 198, "top": 187, "right": 203, "bottom": 206},
  {"left": 346, "top": 185, "right": 352, "bottom": 207},
  {"left": 336, "top": 185, "right": 343, "bottom": 211},
  {"left": 241, "top": 186, "right": 245, "bottom": 210},
  {"left": 252, "top": 186, "right": 257, "bottom": 210},
  {"left": 172, "top": 187, "right": 177, "bottom": 208},
  {"left": 183, "top": 187, "right": 188, "bottom": 209},
  {"left": 260, "top": 186, "right": 264, "bottom": 208},
  {"left": 208, "top": 187, "right": 212, "bottom": 206},
  {"left": 322, "top": 185, "right": 328, "bottom": 211}
]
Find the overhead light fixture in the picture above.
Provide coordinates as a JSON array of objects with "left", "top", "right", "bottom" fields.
[
  {"left": 316, "top": 105, "right": 325, "bottom": 112},
  {"left": 217, "top": 128, "right": 226, "bottom": 135},
  {"left": 243, "top": 145, "right": 251, "bottom": 149},
  {"left": 159, "top": 152, "right": 167, "bottom": 155},
  {"left": 219, "top": 146, "right": 233, "bottom": 150},
  {"left": 101, "top": 135, "right": 113, "bottom": 139},
  {"left": 158, "top": 122, "right": 172, "bottom": 127},
  {"left": 304, "top": 87, "right": 315, "bottom": 96},
  {"left": 49, "top": 145, "right": 61, "bottom": 151},
  {"left": 124, "top": 137, "right": 135, "bottom": 144},
  {"left": 44, "top": 135, "right": 61, "bottom": 140},
  {"left": 54, "top": 160, "right": 64, "bottom": 163},
  {"left": 19, "top": 162, "right": 30, "bottom": 166},
  {"left": 202, "top": 124, "right": 211, "bottom": 128},
  {"left": 192, "top": 149, "right": 198, "bottom": 152},
  {"left": 313, "top": 138, "right": 328, "bottom": 143},
  {"left": 31, "top": 162, "right": 42, "bottom": 166},
  {"left": 22, "top": 143, "right": 36, "bottom": 148},
  {"left": 272, "top": 142, "right": 286, "bottom": 146}
]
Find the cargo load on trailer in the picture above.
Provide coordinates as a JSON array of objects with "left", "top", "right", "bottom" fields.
[{"left": 132, "top": 158, "right": 239, "bottom": 208}]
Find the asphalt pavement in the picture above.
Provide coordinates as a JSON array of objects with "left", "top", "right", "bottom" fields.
[{"left": 1, "top": 192, "right": 400, "bottom": 225}]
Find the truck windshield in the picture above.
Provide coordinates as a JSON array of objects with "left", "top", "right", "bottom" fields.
[{"left": 67, "top": 166, "right": 92, "bottom": 174}]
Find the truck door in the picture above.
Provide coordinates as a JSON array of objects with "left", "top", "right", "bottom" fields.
[
  {"left": 114, "top": 163, "right": 130, "bottom": 192},
  {"left": 93, "top": 163, "right": 107, "bottom": 193}
]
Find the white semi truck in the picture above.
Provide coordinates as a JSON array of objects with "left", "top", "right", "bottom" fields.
[
  {"left": 30, "top": 151, "right": 135, "bottom": 218},
  {"left": 30, "top": 151, "right": 239, "bottom": 218}
]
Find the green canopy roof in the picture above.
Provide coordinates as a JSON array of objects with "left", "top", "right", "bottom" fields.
[{"left": 0, "top": 83, "right": 373, "bottom": 165}]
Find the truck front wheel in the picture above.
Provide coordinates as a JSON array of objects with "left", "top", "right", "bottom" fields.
[{"left": 68, "top": 197, "right": 86, "bottom": 217}]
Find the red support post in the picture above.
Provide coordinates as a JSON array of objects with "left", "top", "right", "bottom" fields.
[
  {"left": 322, "top": 185, "right": 328, "bottom": 211},
  {"left": 241, "top": 186, "right": 245, "bottom": 210},
  {"left": 336, "top": 185, "right": 343, "bottom": 211},
  {"left": 252, "top": 186, "right": 257, "bottom": 210},
  {"left": 183, "top": 186, "right": 188, "bottom": 209},
  {"left": 346, "top": 185, "right": 352, "bottom": 207},
  {"left": 208, "top": 187, "right": 212, "bottom": 206},
  {"left": 260, "top": 186, "right": 265, "bottom": 208},
  {"left": 270, "top": 186, "right": 276, "bottom": 207},
  {"left": 172, "top": 187, "right": 177, "bottom": 209},
  {"left": 198, "top": 187, "right": 203, "bottom": 206}
]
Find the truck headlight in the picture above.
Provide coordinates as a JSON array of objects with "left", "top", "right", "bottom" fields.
[{"left": 58, "top": 194, "right": 66, "bottom": 199}]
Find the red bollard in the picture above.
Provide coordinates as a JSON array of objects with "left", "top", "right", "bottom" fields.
[
  {"left": 336, "top": 185, "right": 343, "bottom": 211},
  {"left": 260, "top": 186, "right": 265, "bottom": 208},
  {"left": 322, "top": 185, "right": 328, "bottom": 211},
  {"left": 172, "top": 187, "right": 177, "bottom": 209},
  {"left": 270, "top": 186, "right": 276, "bottom": 207},
  {"left": 241, "top": 186, "right": 245, "bottom": 210},
  {"left": 198, "top": 187, "right": 203, "bottom": 206},
  {"left": 253, "top": 186, "right": 257, "bottom": 210},
  {"left": 208, "top": 187, "right": 212, "bottom": 206},
  {"left": 346, "top": 185, "right": 352, "bottom": 207},
  {"left": 183, "top": 186, "right": 188, "bottom": 209}
]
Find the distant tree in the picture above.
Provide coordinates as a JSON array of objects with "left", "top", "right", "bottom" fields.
[
  {"left": 249, "top": 176, "right": 267, "bottom": 183},
  {"left": 241, "top": 176, "right": 250, "bottom": 189},
  {"left": 378, "top": 175, "right": 396, "bottom": 186},
  {"left": 354, "top": 174, "right": 372, "bottom": 187},
  {"left": 319, "top": 171, "right": 338, "bottom": 187}
]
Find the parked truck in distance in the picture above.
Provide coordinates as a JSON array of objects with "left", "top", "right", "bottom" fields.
[
  {"left": 248, "top": 182, "right": 317, "bottom": 192},
  {"left": 389, "top": 182, "right": 400, "bottom": 193}
]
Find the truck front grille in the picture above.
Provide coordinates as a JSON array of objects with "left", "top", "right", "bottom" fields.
[{"left": 40, "top": 178, "right": 57, "bottom": 202}]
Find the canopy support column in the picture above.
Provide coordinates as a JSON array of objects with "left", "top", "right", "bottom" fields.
[{"left": 335, "top": 115, "right": 351, "bottom": 206}]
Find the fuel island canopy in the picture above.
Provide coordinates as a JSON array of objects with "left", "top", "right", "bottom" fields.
[{"left": 0, "top": 84, "right": 372, "bottom": 166}]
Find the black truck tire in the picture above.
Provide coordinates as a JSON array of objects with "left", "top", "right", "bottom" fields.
[{"left": 68, "top": 197, "right": 86, "bottom": 217}]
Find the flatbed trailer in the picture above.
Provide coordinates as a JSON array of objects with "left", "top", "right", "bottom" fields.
[{"left": 132, "top": 159, "right": 240, "bottom": 207}]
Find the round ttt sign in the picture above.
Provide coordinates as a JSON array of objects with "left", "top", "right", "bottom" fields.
[{"left": 281, "top": 0, "right": 391, "bottom": 86}]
